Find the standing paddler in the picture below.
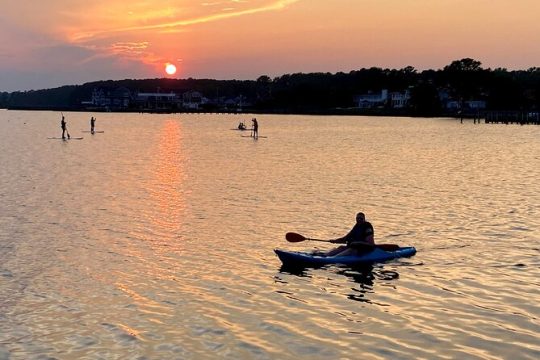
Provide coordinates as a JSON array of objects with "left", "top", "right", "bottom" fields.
[
  {"left": 251, "top": 118, "right": 259, "bottom": 138},
  {"left": 61, "top": 114, "right": 70, "bottom": 140}
]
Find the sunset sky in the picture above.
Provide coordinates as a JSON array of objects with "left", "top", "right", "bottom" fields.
[{"left": 1, "top": 0, "right": 539, "bottom": 91}]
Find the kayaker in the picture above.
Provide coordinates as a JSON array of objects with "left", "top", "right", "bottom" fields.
[{"left": 326, "top": 212, "right": 374, "bottom": 256}]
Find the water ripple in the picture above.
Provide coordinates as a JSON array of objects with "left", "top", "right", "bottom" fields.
[{"left": 1, "top": 113, "right": 539, "bottom": 359}]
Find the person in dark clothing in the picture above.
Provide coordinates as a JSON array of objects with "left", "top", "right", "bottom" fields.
[
  {"left": 326, "top": 212, "right": 375, "bottom": 256},
  {"left": 61, "top": 115, "right": 68, "bottom": 139},
  {"left": 90, "top": 117, "right": 96, "bottom": 134},
  {"left": 251, "top": 118, "right": 258, "bottom": 138}
]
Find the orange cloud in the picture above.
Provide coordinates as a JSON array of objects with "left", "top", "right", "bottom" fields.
[{"left": 69, "top": 1, "right": 300, "bottom": 43}]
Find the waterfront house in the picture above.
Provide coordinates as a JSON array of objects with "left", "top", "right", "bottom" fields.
[
  {"left": 135, "top": 91, "right": 179, "bottom": 110},
  {"left": 354, "top": 89, "right": 389, "bottom": 109},
  {"left": 182, "top": 91, "right": 207, "bottom": 110},
  {"left": 83, "top": 87, "right": 131, "bottom": 110},
  {"left": 390, "top": 90, "right": 411, "bottom": 108}
]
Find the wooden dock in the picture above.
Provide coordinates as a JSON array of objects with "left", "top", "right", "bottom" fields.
[{"left": 484, "top": 111, "right": 540, "bottom": 125}]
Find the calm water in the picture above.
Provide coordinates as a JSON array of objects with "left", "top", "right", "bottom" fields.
[{"left": 0, "top": 110, "right": 539, "bottom": 359}]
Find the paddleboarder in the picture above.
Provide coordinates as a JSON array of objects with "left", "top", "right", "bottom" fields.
[
  {"left": 90, "top": 117, "right": 96, "bottom": 134},
  {"left": 326, "top": 212, "right": 375, "bottom": 256},
  {"left": 61, "top": 115, "right": 69, "bottom": 140},
  {"left": 251, "top": 118, "right": 258, "bottom": 138}
]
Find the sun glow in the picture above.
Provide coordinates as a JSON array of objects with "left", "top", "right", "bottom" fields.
[{"left": 165, "top": 63, "right": 177, "bottom": 75}]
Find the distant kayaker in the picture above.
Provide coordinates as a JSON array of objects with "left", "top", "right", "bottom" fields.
[
  {"left": 61, "top": 115, "right": 68, "bottom": 139},
  {"left": 90, "top": 117, "right": 96, "bottom": 134},
  {"left": 238, "top": 121, "right": 246, "bottom": 130},
  {"left": 252, "top": 118, "right": 258, "bottom": 138},
  {"left": 326, "top": 212, "right": 375, "bottom": 256}
]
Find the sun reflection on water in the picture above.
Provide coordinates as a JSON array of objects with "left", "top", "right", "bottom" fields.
[{"left": 148, "top": 119, "right": 187, "bottom": 241}]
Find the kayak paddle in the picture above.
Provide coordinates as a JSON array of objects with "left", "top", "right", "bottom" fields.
[
  {"left": 285, "top": 232, "right": 400, "bottom": 251},
  {"left": 285, "top": 232, "right": 330, "bottom": 243}
]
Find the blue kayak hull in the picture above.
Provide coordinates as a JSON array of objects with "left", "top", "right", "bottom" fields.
[{"left": 275, "top": 247, "right": 416, "bottom": 267}]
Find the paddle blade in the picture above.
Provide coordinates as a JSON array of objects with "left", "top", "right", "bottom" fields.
[{"left": 285, "top": 232, "right": 306, "bottom": 242}]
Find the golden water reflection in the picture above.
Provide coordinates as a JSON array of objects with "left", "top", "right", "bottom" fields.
[{"left": 149, "top": 119, "right": 187, "bottom": 240}]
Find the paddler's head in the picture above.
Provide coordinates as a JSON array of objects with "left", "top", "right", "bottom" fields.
[{"left": 356, "top": 212, "right": 366, "bottom": 223}]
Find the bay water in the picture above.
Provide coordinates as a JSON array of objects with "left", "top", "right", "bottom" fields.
[{"left": 0, "top": 110, "right": 539, "bottom": 359}]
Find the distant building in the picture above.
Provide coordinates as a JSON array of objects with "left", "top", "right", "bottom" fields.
[
  {"left": 83, "top": 87, "right": 131, "bottom": 110},
  {"left": 439, "top": 89, "right": 486, "bottom": 111},
  {"left": 354, "top": 89, "right": 388, "bottom": 109},
  {"left": 466, "top": 100, "right": 486, "bottom": 110},
  {"left": 354, "top": 89, "right": 410, "bottom": 109},
  {"left": 444, "top": 99, "right": 486, "bottom": 111},
  {"left": 182, "top": 91, "right": 207, "bottom": 110},
  {"left": 220, "top": 95, "right": 250, "bottom": 112},
  {"left": 390, "top": 90, "right": 411, "bottom": 108},
  {"left": 135, "top": 91, "right": 178, "bottom": 110},
  {"left": 445, "top": 100, "right": 461, "bottom": 110}
]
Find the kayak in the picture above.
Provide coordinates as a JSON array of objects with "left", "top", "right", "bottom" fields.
[{"left": 274, "top": 246, "right": 416, "bottom": 267}]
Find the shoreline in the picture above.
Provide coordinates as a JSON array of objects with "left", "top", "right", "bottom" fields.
[
  {"left": 3, "top": 106, "right": 539, "bottom": 124},
  {"left": 1, "top": 105, "right": 485, "bottom": 119}
]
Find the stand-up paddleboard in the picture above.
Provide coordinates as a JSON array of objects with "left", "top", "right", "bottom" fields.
[
  {"left": 82, "top": 131, "right": 104, "bottom": 133},
  {"left": 241, "top": 135, "right": 268, "bottom": 138},
  {"left": 47, "top": 137, "right": 84, "bottom": 140},
  {"left": 230, "top": 128, "right": 252, "bottom": 131}
]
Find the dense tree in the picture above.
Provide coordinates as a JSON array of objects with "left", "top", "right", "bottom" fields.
[
  {"left": 444, "top": 58, "right": 483, "bottom": 72},
  {"left": 1, "top": 59, "right": 539, "bottom": 115},
  {"left": 409, "top": 81, "right": 441, "bottom": 116}
]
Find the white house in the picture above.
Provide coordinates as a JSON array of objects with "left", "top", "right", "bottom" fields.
[
  {"left": 354, "top": 89, "right": 388, "bottom": 108},
  {"left": 182, "top": 91, "right": 207, "bottom": 110},
  {"left": 83, "top": 87, "right": 131, "bottom": 109},
  {"left": 354, "top": 89, "right": 410, "bottom": 109},
  {"left": 390, "top": 90, "right": 411, "bottom": 108},
  {"left": 445, "top": 100, "right": 486, "bottom": 110},
  {"left": 135, "top": 92, "right": 178, "bottom": 109}
]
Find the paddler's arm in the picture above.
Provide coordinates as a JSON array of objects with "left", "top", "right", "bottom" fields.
[
  {"left": 329, "top": 237, "right": 346, "bottom": 244},
  {"left": 329, "top": 227, "right": 354, "bottom": 244}
]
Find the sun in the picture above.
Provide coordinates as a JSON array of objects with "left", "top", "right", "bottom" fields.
[{"left": 165, "top": 63, "right": 177, "bottom": 75}]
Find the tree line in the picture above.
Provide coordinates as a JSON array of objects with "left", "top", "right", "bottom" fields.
[{"left": 1, "top": 58, "right": 539, "bottom": 116}]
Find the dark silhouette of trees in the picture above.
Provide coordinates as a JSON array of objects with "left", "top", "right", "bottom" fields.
[
  {"left": 441, "top": 58, "right": 487, "bottom": 103},
  {"left": 409, "top": 81, "right": 441, "bottom": 116},
  {"left": 444, "top": 58, "right": 482, "bottom": 72},
  {"left": 1, "top": 58, "right": 539, "bottom": 115}
]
